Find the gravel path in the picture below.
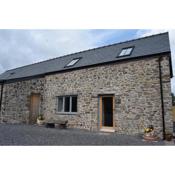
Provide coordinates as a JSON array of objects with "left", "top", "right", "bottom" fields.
[{"left": 0, "top": 124, "right": 168, "bottom": 146}]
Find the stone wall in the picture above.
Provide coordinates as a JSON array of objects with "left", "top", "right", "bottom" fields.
[
  {"left": 44, "top": 56, "right": 173, "bottom": 137},
  {"left": 0, "top": 55, "right": 173, "bottom": 138},
  {"left": 0, "top": 78, "right": 45, "bottom": 123}
]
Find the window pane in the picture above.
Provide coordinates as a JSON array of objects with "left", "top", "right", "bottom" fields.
[
  {"left": 58, "top": 97, "right": 63, "bottom": 112},
  {"left": 71, "top": 96, "right": 77, "bottom": 112},
  {"left": 119, "top": 49, "right": 126, "bottom": 56},
  {"left": 64, "top": 97, "right": 70, "bottom": 112},
  {"left": 125, "top": 48, "right": 133, "bottom": 55},
  {"left": 119, "top": 47, "right": 133, "bottom": 57}
]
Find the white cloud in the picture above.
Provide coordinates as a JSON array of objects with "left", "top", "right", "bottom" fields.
[{"left": 136, "top": 29, "right": 175, "bottom": 93}]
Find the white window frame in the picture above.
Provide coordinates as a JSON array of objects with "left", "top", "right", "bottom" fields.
[{"left": 57, "top": 95, "right": 78, "bottom": 114}]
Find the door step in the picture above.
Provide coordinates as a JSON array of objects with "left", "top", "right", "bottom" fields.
[{"left": 100, "top": 128, "right": 115, "bottom": 133}]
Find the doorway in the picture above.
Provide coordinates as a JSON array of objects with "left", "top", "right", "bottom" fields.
[
  {"left": 29, "top": 93, "right": 40, "bottom": 124},
  {"left": 99, "top": 95, "right": 114, "bottom": 129}
]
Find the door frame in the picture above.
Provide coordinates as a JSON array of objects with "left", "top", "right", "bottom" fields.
[{"left": 99, "top": 95, "right": 115, "bottom": 129}]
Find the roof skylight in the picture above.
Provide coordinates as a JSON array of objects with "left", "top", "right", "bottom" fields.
[
  {"left": 65, "top": 58, "right": 81, "bottom": 67},
  {"left": 118, "top": 47, "right": 134, "bottom": 57}
]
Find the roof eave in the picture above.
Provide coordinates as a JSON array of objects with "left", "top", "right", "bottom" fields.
[{"left": 2, "top": 51, "right": 171, "bottom": 84}]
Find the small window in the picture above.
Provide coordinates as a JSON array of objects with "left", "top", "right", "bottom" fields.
[
  {"left": 57, "top": 95, "right": 77, "bottom": 113},
  {"left": 118, "top": 47, "right": 134, "bottom": 57},
  {"left": 65, "top": 58, "right": 81, "bottom": 67}
]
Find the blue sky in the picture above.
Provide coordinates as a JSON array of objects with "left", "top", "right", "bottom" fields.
[
  {"left": 90, "top": 29, "right": 139, "bottom": 46},
  {"left": 0, "top": 29, "right": 174, "bottom": 92}
]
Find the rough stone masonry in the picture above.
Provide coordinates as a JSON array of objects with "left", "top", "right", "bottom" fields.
[{"left": 0, "top": 55, "right": 173, "bottom": 138}]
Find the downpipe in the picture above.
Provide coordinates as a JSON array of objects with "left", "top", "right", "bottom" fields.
[{"left": 158, "top": 57, "right": 166, "bottom": 140}]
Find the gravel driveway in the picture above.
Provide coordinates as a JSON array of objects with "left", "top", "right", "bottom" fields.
[{"left": 0, "top": 123, "right": 169, "bottom": 146}]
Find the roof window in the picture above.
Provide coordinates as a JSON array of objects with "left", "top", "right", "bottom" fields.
[
  {"left": 65, "top": 57, "right": 81, "bottom": 67},
  {"left": 118, "top": 47, "right": 134, "bottom": 57}
]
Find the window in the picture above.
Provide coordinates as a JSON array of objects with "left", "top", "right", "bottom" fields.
[
  {"left": 57, "top": 96, "right": 77, "bottom": 113},
  {"left": 65, "top": 57, "right": 81, "bottom": 67},
  {"left": 118, "top": 47, "right": 134, "bottom": 57}
]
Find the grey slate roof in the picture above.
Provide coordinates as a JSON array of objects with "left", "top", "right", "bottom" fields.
[{"left": 0, "top": 32, "right": 171, "bottom": 82}]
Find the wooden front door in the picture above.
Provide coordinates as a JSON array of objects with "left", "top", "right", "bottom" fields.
[
  {"left": 29, "top": 93, "right": 40, "bottom": 124},
  {"left": 100, "top": 95, "right": 114, "bottom": 129}
]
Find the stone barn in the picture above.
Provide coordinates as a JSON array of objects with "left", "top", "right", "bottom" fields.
[{"left": 0, "top": 32, "right": 173, "bottom": 138}]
